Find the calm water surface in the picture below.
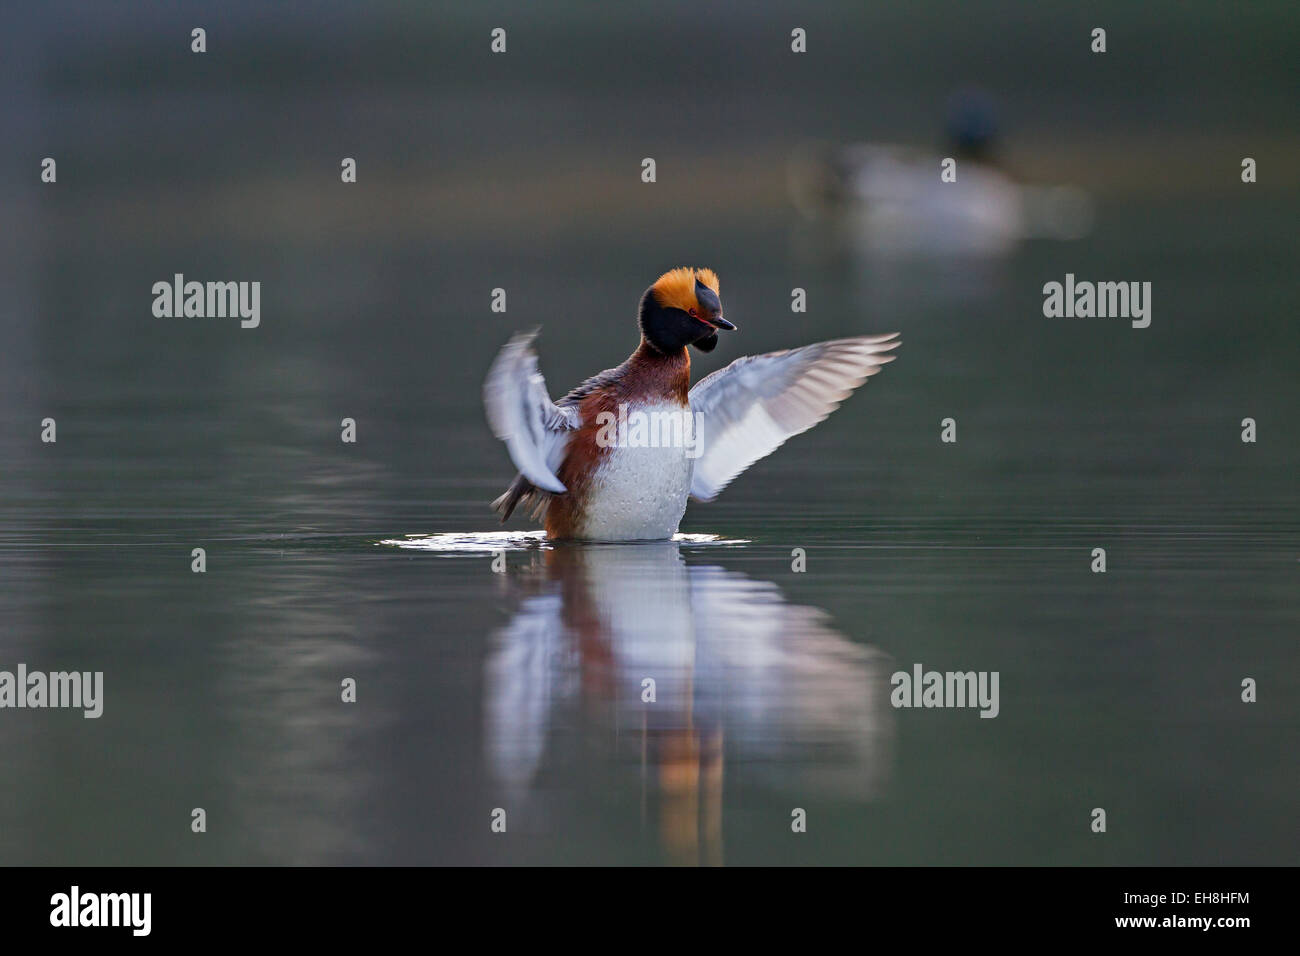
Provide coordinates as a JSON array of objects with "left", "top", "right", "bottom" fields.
[{"left": 0, "top": 64, "right": 1296, "bottom": 865}]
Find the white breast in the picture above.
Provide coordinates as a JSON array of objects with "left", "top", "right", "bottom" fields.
[{"left": 578, "top": 401, "right": 695, "bottom": 541}]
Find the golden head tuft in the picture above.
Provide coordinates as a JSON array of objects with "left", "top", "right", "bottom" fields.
[{"left": 650, "top": 267, "right": 720, "bottom": 313}]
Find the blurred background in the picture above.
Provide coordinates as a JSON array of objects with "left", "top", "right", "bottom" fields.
[{"left": 0, "top": 1, "right": 1296, "bottom": 865}]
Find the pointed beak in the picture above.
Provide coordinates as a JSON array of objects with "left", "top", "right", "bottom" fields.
[{"left": 707, "top": 313, "right": 737, "bottom": 331}]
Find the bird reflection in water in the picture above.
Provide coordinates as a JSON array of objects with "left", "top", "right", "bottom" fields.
[{"left": 484, "top": 541, "right": 893, "bottom": 865}]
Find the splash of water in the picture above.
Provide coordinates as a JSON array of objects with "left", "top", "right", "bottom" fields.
[{"left": 378, "top": 531, "right": 748, "bottom": 552}]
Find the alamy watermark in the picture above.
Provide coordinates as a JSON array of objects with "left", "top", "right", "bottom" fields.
[
  {"left": 594, "top": 404, "right": 703, "bottom": 459},
  {"left": 152, "top": 273, "right": 260, "bottom": 328},
  {"left": 0, "top": 664, "right": 103, "bottom": 718},
  {"left": 1043, "top": 273, "right": 1151, "bottom": 328},
  {"left": 891, "top": 664, "right": 999, "bottom": 718},
  {"left": 50, "top": 886, "right": 150, "bottom": 936}
]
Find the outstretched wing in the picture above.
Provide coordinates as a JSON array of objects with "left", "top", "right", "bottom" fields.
[
  {"left": 483, "top": 331, "right": 581, "bottom": 493},
  {"left": 688, "top": 333, "right": 900, "bottom": 501}
]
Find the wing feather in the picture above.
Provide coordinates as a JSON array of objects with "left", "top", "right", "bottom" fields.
[
  {"left": 483, "top": 331, "right": 581, "bottom": 494},
  {"left": 688, "top": 333, "right": 899, "bottom": 501}
]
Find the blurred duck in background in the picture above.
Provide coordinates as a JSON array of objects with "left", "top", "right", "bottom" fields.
[{"left": 790, "top": 90, "right": 1094, "bottom": 257}]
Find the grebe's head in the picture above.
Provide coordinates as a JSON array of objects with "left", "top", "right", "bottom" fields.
[{"left": 638, "top": 267, "right": 735, "bottom": 354}]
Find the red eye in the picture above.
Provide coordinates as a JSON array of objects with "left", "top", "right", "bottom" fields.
[{"left": 689, "top": 308, "right": 699, "bottom": 318}]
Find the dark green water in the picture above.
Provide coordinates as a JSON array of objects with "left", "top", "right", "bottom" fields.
[
  {"left": 1, "top": 3, "right": 1296, "bottom": 866},
  {"left": 1, "top": 199, "right": 1295, "bottom": 864}
]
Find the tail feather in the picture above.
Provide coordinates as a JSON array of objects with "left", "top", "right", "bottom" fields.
[{"left": 492, "top": 474, "right": 551, "bottom": 524}]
